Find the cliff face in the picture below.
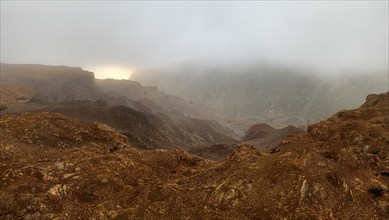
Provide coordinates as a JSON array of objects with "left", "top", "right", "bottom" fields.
[
  {"left": 1, "top": 92, "right": 388, "bottom": 219},
  {"left": 0, "top": 63, "right": 102, "bottom": 102}
]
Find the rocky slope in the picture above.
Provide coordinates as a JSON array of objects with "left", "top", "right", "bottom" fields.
[
  {"left": 96, "top": 79, "right": 225, "bottom": 120},
  {"left": 188, "top": 142, "right": 238, "bottom": 162},
  {"left": 0, "top": 85, "right": 37, "bottom": 112},
  {"left": 0, "top": 85, "right": 36, "bottom": 105},
  {"left": 96, "top": 79, "right": 243, "bottom": 138},
  {"left": 243, "top": 123, "right": 304, "bottom": 152},
  {"left": 180, "top": 122, "right": 303, "bottom": 161},
  {"left": 1, "top": 99, "right": 234, "bottom": 151},
  {"left": 0, "top": 64, "right": 237, "bottom": 152},
  {"left": 1, "top": 92, "right": 388, "bottom": 219},
  {"left": 38, "top": 101, "right": 234, "bottom": 150}
]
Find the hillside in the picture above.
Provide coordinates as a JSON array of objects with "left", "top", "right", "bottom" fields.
[
  {"left": 188, "top": 123, "right": 303, "bottom": 161},
  {"left": 0, "top": 64, "right": 241, "bottom": 157},
  {"left": 0, "top": 85, "right": 36, "bottom": 105},
  {"left": 0, "top": 63, "right": 105, "bottom": 102},
  {"left": 0, "top": 85, "right": 37, "bottom": 112},
  {"left": 0, "top": 63, "right": 246, "bottom": 137},
  {"left": 38, "top": 101, "right": 234, "bottom": 150},
  {"left": 96, "top": 79, "right": 245, "bottom": 138},
  {"left": 1, "top": 92, "right": 388, "bottom": 219},
  {"left": 131, "top": 62, "right": 388, "bottom": 123},
  {"left": 243, "top": 123, "right": 304, "bottom": 152},
  {"left": 96, "top": 79, "right": 224, "bottom": 120}
]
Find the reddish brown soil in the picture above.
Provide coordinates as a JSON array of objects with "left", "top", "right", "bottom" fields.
[
  {"left": 0, "top": 92, "right": 388, "bottom": 219},
  {"left": 0, "top": 85, "right": 36, "bottom": 105}
]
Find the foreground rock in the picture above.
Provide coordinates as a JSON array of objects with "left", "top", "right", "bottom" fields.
[{"left": 0, "top": 92, "right": 388, "bottom": 219}]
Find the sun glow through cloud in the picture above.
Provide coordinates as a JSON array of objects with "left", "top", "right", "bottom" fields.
[{"left": 89, "top": 66, "right": 134, "bottom": 79}]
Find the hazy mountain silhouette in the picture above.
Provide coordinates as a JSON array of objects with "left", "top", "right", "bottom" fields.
[{"left": 132, "top": 61, "right": 388, "bottom": 122}]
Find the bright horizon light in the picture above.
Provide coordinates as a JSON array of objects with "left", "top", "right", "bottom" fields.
[{"left": 87, "top": 66, "right": 134, "bottom": 79}]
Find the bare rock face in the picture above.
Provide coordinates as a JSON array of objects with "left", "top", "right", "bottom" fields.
[{"left": 0, "top": 92, "right": 388, "bottom": 219}]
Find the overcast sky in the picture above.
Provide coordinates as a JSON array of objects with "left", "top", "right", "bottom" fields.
[{"left": 1, "top": 1, "right": 388, "bottom": 78}]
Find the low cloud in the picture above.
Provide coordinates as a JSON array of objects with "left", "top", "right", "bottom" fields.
[{"left": 1, "top": 1, "right": 388, "bottom": 76}]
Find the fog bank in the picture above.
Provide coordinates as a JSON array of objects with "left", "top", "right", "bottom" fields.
[{"left": 1, "top": 1, "right": 388, "bottom": 78}]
